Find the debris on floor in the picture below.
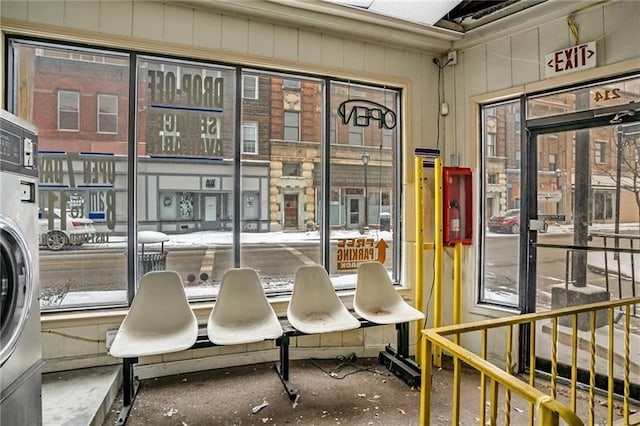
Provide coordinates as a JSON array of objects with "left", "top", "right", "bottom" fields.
[{"left": 251, "top": 399, "right": 269, "bottom": 414}]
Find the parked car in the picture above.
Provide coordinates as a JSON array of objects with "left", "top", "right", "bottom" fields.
[
  {"left": 488, "top": 208, "right": 520, "bottom": 234},
  {"left": 38, "top": 208, "right": 96, "bottom": 250}
]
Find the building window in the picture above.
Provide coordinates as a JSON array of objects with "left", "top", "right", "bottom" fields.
[
  {"left": 160, "top": 192, "right": 197, "bottom": 220},
  {"left": 595, "top": 141, "right": 607, "bottom": 164},
  {"left": 283, "top": 78, "right": 300, "bottom": 89},
  {"left": 97, "top": 94, "right": 118, "bottom": 133},
  {"left": 242, "top": 123, "right": 258, "bottom": 154},
  {"left": 486, "top": 133, "right": 496, "bottom": 156},
  {"left": 243, "top": 192, "right": 260, "bottom": 220},
  {"left": 548, "top": 153, "right": 556, "bottom": 171},
  {"left": 283, "top": 163, "right": 300, "bottom": 177},
  {"left": 515, "top": 150, "right": 521, "bottom": 161},
  {"left": 348, "top": 123, "right": 363, "bottom": 145},
  {"left": 243, "top": 75, "right": 258, "bottom": 99},
  {"left": 58, "top": 90, "right": 79, "bottom": 131},
  {"left": 284, "top": 111, "right": 299, "bottom": 141},
  {"left": 593, "top": 190, "right": 614, "bottom": 221},
  {"left": 488, "top": 173, "right": 498, "bottom": 184}
]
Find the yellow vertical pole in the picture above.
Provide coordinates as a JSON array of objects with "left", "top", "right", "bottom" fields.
[
  {"left": 433, "top": 157, "right": 443, "bottom": 366},
  {"left": 453, "top": 241, "right": 462, "bottom": 326},
  {"left": 415, "top": 156, "right": 425, "bottom": 362},
  {"left": 420, "top": 335, "right": 432, "bottom": 426},
  {"left": 452, "top": 241, "right": 462, "bottom": 424}
]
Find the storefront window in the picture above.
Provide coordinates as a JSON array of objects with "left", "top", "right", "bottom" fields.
[
  {"left": 7, "top": 38, "right": 403, "bottom": 308},
  {"left": 240, "top": 72, "right": 322, "bottom": 291},
  {"left": 137, "top": 56, "right": 236, "bottom": 298},
  {"left": 481, "top": 100, "right": 521, "bottom": 306},
  {"left": 9, "top": 40, "right": 130, "bottom": 309},
  {"left": 328, "top": 82, "right": 398, "bottom": 283}
]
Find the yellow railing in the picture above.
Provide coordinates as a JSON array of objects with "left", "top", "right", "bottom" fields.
[{"left": 420, "top": 296, "right": 640, "bottom": 425}]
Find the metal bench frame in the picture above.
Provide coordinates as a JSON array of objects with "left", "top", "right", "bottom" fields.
[{"left": 115, "top": 314, "right": 419, "bottom": 425}]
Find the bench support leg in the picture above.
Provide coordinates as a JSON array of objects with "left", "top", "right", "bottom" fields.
[
  {"left": 378, "top": 323, "right": 421, "bottom": 388},
  {"left": 117, "top": 357, "right": 140, "bottom": 426},
  {"left": 274, "top": 335, "right": 299, "bottom": 403}
]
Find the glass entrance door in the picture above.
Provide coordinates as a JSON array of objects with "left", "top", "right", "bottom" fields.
[
  {"left": 527, "top": 119, "right": 640, "bottom": 400},
  {"left": 203, "top": 194, "right": 222, "bottom": 229},
  {"left": 346, "top": 196, "right": 362, "bottom": 229},
  {"left": 530, "top": 122, "right": 640, "bottom": 312}
]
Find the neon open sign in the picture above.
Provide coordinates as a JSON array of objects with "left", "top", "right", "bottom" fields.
[{"left": 337, "top": 99, "right": 397, "bottom": 129}]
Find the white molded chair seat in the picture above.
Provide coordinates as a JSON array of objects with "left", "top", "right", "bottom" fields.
[
  {"left": 109, "top": 270, "right": 198, "bottom": 358},
  {"left": 354, "top": 261, "right": 425, "bottom": 324},
  {"left": 287, "top": 264, "right": 360, "bottom": 334},
  {"left": 207, "top": 268, "right": 283, "bottom": 345}
]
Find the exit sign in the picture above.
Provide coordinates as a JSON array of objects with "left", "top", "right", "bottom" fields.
[{"left": 545, "top": 41, "right": 596, "bottom": 78}]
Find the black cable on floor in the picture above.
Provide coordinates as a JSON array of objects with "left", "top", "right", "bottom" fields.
[{"left": 309, "top": 353, "right": 392, "bottom": 380}]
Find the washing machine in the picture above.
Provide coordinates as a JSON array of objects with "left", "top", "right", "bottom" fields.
[{"left": 0, "top": 109, "right": 43, "bottom": 425}]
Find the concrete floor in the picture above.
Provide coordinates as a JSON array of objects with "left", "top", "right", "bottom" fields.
[
  {"left": 43, "top": 365, "right": 121, "bottom": 426},
  {"left": 42, "top": 354, "right": 639, "bottom": 426}
]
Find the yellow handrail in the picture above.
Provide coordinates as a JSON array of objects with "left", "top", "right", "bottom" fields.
[
  {"left": 428, "top": 296, "right": 640, "bottom": 336},
  {"left": 420, "top": 296, "right": 640, "bottom": 425},
  {"left": 421, "top": 331, "right": 584, "bottom": 426}
]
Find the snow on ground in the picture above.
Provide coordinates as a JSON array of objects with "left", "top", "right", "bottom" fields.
[{"left": 86, "top": 229, "right": 394, "bottom": 249}]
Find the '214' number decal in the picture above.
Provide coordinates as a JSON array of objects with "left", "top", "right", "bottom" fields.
[{"left": 593, "top": 88, "right": 620, "bottom": 103}]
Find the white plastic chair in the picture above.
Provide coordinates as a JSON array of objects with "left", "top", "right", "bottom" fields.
[
  {"left": 207, "top": 268, "right": 283, "bottom": 345},
  {"left": 287, "top": 264, "right": 360, "bottom": 334},
  {"left": 354, "top": 261, "right": 425, "bottom": 324},
  {"left": 109, "top": 270, "right": 198, "bottom": 358}
]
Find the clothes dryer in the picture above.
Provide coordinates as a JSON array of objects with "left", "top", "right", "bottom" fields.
[{"left": 0, "top": 109, "right": 42, "bottom": 425}]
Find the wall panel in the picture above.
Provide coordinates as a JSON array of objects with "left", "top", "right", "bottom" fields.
[
  {"left": 511, "top": 29, "right": 540, "bottom": 86},
  {"left": 343, "top": 39, "right": 366, "bottom": 71},
  {"left": 273, "top": 25, "right": 299, "bottom": 62},
  {"left": 487, "top": 37, "right": 512, "bottom": 92},
  {"left": 248, "top": 20, "right": 275, "bottom": 57},
  {"left": 193, "top": 11, "right": 222, "bottom": 50},
  {"left": 321, "top": 34, "right": 344, "bottom": 68},
  {"left": 1, "top": 0, "right": 27, "bottom": 20},
  {"left": 604, "top": 1, "right": 640, "bottom": 64},
  {"left": 26, "top": 0, "right": 63, "bottom": 26},
  {"left": 570, "top": 6, "right": 605, "bottom": 66},
  {"left": 99, "top": 1, "right": 132, "bottom": 37},
  {"left": 462, "top": 44, "right": 487, "bottom": 97},
  {"left": 221, "top": 15, "right": 249, "bottom": 53},
  {"left": 163, "top": 3, "right": 195, "bottom": 46},
  {"left": 363, "top": 43, "right": 386, "bottom": 74},
  {"left": 536, "top": 18, "right": 570, "bottom": 81},
  {"left": 132, "top": 1, "right": 164, "bottom": 41},
  {"left": 63, "top": 1, "right": 99, "bottom": 32},
  {"left": 298, "top": 30, "right": 322, "bottom": 65}
]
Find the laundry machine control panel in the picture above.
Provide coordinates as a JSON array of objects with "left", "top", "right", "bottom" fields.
[{"left": 0, "top": 110, "right": 38, "bottom": 178}]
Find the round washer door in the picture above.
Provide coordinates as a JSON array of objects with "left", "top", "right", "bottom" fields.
[{"left": 0, "top": 215, "right": 33, "bottom": 366}]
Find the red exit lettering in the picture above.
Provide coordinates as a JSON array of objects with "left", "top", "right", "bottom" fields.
[{"left": 545, "top": 41, "right": 596, "bottom": 77}]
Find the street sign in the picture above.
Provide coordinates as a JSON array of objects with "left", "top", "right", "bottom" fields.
[
  {"left": 545, "top": 41, "right": 596, "bottom": 78},
  {"left": 538, "top": 191, "right": 561, "bottom": 201}
]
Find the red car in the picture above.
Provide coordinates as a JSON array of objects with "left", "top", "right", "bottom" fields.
[{"left": 488, "top": 209, "right": 520, "bottom": 234}]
